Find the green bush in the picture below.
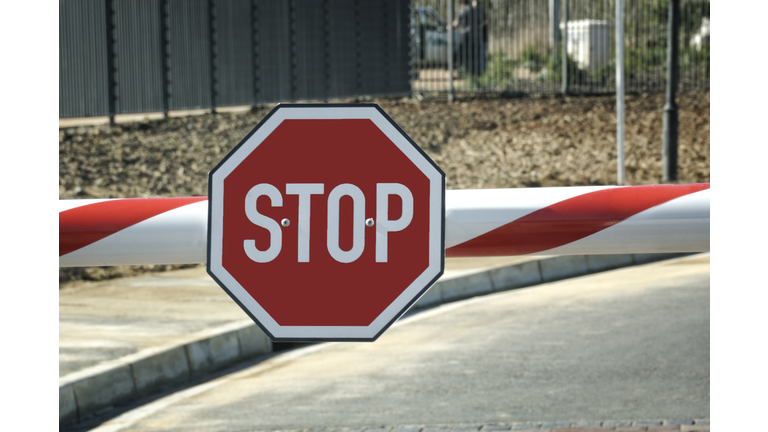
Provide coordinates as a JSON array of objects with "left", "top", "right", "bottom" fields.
[
  {"left": 517, "top": 47, "right": 547, "bottom": 71},
  {"left": 467, "top": 50, "right": 517, "bottom": 89},
  {"left": 625, "top": 47, "right": 667, "bottom": 78},
  {"left": 469, "top": 47, "right": 555, "bottom": 89},
  {"left": 463, "top": 43, "right": 705, "bottom": 90},
  {"left": 681, "top": 44, "right": 710, "bottom": 76},
  {"left": 545, "top": 53, "right": 587, "bottom": 83}
]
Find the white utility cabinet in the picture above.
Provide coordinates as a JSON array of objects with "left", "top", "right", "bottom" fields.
[{"left": 561, "top": 20, "right": 612, "bottom": 72}]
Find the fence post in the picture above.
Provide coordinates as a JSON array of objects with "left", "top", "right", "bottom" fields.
[
  {"left": 561, "top": 0, "right": 568, "bottom": 95},
  {"left": 616, "top": 0, "right": 625, "bottom": 185},
  {"left": 209, "top": 0, "right": 217, "bottom": 112},
  {"left": 289, "top": 0, "right": 298, "bottom": 101},
  {"left": 549, "top": 0, "right": 559, "bottom": 55},
  {"left": 662, "top": 0, "right": 680, "bottom": 182},
  {"left": 447, "top": 0, "right": 455, "bottom": 101},
  {"left": 160, "top": 0, "right": 170, "bottom": 118},
  {"left": 105, "top": 0, "right": 117, "bottom": 124},
  {"left": 252, "top": 0, "right": 259, "bottom": 106}
]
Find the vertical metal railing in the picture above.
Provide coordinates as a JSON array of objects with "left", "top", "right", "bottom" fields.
[{"left": 410, "top": 0, "right": 710, "bottom": 97}]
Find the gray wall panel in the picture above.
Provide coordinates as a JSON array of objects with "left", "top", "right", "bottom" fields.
[
  {"left": 327, "top": 0, "right": 359, "bottom": 98},
  {"left": 59, "top": 0, "right": 111, "bottom": 117},
  {"left": 389, "top": 0, "right": 411, "bottom": 92},
  {"left": 167, "top": 0, "right": 212, "bottom": 110},
  {"left": 114, "top": 0, "right": 165, "bottom": 114},
  {"left": 216, "top": 0, "right": 254, "bottom": 107},
  {"left": 254, "top": 0, "right": 292, "bottom": 103},
  {"left": 358, "top": 1, "right": 389, "bottom": 96},
  {"left": 295, "top": 0, "right": 328, "bottom": 101}
]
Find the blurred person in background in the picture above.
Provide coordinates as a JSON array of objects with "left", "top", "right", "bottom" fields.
[{"left": 454, "top": 0, "right": 488, "bottom": 77}]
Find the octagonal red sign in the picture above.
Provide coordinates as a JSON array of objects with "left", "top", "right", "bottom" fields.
[{"left": 207, "top": 104, "right": 445, "bottom": 342}]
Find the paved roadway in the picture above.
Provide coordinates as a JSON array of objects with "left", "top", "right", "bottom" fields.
[{"left": 88, "top": 254, "right": 709, "bottom": 432}]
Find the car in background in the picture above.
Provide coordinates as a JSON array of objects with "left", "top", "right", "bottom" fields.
[{"left": 411, "top": 6, "right": 460, "bottom": 68}]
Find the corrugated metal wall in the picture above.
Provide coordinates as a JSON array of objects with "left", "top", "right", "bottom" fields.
[
  {"left": 113, "top": 0, "right": 165, "bottom": 114},
  {"left": 215, "top": 0, "right": 254, "bottom": 107},
  {"left": 167, "top": 0, "right": 213, "bottom": 110},
  {"left": 295, "top": 0, "right": 328, "bottom": 101},
  {"left": 254, "top": 1, "right": 293, "bottom": 104},
  {"left": 59, "top": 0, "right": 412, "bottom": 118},
  {"left": 359, "top": 1, "right": 390, "bottom": 96},
  {"left": 60, "top": 0, "right": 111, "bottom": 117},
  {"left": 327, "top": 0, "right": 359, "bottom": 99}
]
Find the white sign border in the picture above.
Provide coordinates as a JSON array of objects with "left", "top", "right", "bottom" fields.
[{"left": 207, "top": 103, "right": 445, "bottom": 342}]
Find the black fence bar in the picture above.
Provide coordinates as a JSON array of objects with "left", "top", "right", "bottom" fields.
[{"left": 662, "top": 0, "right": 680, "bottom": 183}]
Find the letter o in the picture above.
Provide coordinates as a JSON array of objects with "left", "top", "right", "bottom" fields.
[{"left": 327, "top": 184, "right": 365, "bottom": 263}]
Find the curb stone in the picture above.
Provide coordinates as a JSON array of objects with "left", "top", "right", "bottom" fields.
[
  {"left": 59, "top": 320, "right": 272, "bottom": 425},
  {"left": 60, "top": 252, "right": 691, "bottom": 427},
  {"left": 410, "top": 253, "right": 689, "bottom": 312}
]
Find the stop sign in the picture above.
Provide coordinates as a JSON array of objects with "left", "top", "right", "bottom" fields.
[{"left": 207, "top": 104, "right": 445, "bottom": 342}]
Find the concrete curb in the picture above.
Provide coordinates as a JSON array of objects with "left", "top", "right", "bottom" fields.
[
  {"left": 59, "top": 320, "right": 272, "bottom": 425},
  {"left": 59, "top": 252, "right": 688, "bottom": 427},
  {"left": 410, "top": 253, "right": 684, "bottom": 312}
]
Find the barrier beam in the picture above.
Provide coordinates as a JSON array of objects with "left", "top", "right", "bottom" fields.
[{"left": 59, "top": 184, "right": 710, "bottom": 267}]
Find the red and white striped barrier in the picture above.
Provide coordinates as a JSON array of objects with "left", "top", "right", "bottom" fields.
[{"left": 59, "top": 184, "right": 710, "bottom": 267}]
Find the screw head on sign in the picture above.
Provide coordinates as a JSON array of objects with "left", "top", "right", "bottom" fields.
[
  {"left": 281, "top": 218, "right": 290, "bottom": 227},
  {"left": 365, "top": 218, "right": 375, "bottom": 227}
]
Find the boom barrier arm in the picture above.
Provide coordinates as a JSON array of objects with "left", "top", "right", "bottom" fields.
[{"left": 59, "top": 184, "right": 710, "bottom": 267}]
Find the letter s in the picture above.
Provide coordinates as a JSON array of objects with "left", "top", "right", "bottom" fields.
[{"left": 243, "top": 184, "right": 282, "bottom": 263}]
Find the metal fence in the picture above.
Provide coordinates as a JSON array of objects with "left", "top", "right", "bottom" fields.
[
  {"left": 60, "top": 0, "right": 710, "bottom": 118},
  {"left": 59, "top": 0, "right": 411, "bottom": 118},
  {"left": 411, "top": 0, "right": 710, "bottom": 95}
]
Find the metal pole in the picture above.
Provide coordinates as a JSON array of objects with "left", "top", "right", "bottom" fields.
[
  {"left": 104, "top": 0, "right": 116, "bottom": 125},
  {"left": 550, "top": 0, "right": 560, "bottom": 64},
  {"left": 160, "top": 0, "right": 170, "bottom": 117},
  {"left": 662, "top": 0, "right": 680, "bottom": 182},
  {"left": 549, "top": 0, "right": 559, "bottom": 49},
  {"left": 561, "top": 0, "right": 568, "bottom": 94},
  {"left": 616, "top": 0, "right": 625, "bottom": 185},
  {"left": 447, "top": 0, "right": 455, "bottom": 102},
  {"left": 209, "top": 0, "right": 217, "bottom": 111}
]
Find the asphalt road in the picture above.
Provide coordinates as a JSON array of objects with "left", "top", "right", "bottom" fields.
[{"left": 91, "top": 254, "right": 710, "bottom": 432}]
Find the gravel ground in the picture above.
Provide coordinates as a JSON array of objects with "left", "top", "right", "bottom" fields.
[{"left": 59, "top": 92, "right": 709, "bottom": 284}]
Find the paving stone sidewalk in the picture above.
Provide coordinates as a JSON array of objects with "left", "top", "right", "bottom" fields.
[{"left": 256, "top": 420, "right": 710, "bottom": 432}]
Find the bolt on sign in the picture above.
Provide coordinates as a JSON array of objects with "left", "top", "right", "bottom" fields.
[{"left": 207, "top": 104, "right": 445, "bottom": 342}]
